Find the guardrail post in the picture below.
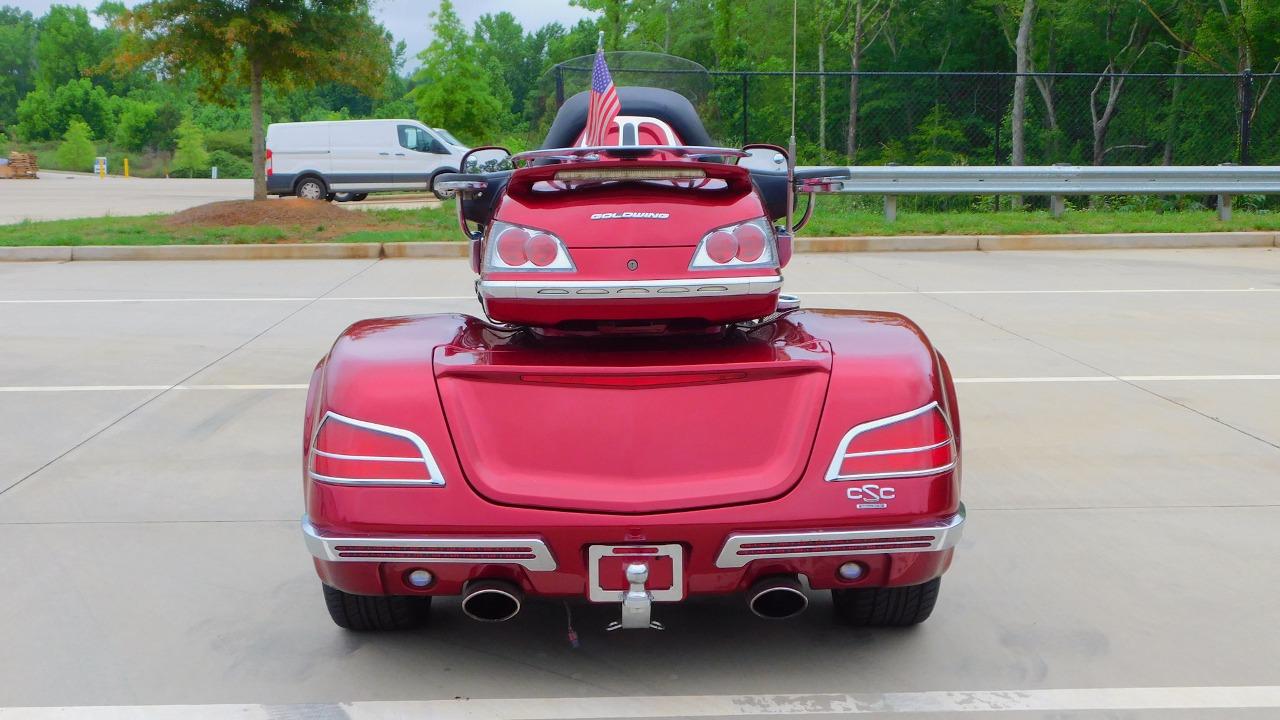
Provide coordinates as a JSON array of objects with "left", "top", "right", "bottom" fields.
[
  {"left": 1218, "top": 162, "right": 1235, "bottom": 221},
  {"left": 1050, "top": 163, "right": 1071, "bottom": 218},
  {"left": 883, "top": 162, "right": 898, "bottom": 222}
]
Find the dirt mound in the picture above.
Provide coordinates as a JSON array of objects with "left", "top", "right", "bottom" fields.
[{"left": 164, "top": 199, "right": 362, "bottom": 228}]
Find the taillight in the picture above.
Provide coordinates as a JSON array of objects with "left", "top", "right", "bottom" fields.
[
  {"left": 690, "top": 218, "right": 777, "bottom": 270},
  {"left": 485, "top": 221, "right": 575, "bottom": 271},
  {"left": 265, "top": 148, "right": 273, "bottom": 177},
  {"left": 825, "top": 402, "right": 956, "bottom": 482},
  {"left": 308, "top": 411, "right": 444, "bottom": 486}
]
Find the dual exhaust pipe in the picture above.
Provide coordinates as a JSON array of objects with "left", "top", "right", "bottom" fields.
[
  {"left": 460, "top": 575, "right": 808, "bottom": 623},
  {"left": 461, "top": 579, "right": 524, "bottom": 622}
]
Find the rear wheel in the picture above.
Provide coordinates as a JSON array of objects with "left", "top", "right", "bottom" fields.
[
  {"left": 321, "top": 584, "right": 431, "bottom": 631},
  {"left": 831, "top": 578, "right": 941, "bottom": 627},
  {"left": 294, "top": 175, "right": 328, "bottom": 201}
]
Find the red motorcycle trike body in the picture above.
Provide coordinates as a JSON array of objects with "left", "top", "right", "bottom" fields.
[{"left": 302, "top": 80, "right": 964, "bottom": 632}]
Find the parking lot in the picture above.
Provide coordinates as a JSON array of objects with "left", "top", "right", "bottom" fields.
[
  {"left": 2, "top": 248, "right": 1279, "bottom": 718},
  {"left": 0, "top": 173, "right": 437, "bottom": 224}
]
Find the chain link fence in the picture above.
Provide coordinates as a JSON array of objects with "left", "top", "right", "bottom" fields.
[{"left": 549, "top": 66, "right": 1279, "bottom": 169}]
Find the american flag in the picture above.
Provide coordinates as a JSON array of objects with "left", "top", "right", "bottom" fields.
[{"left": 585, "top": 48, "right": 620, "bottom": 146}]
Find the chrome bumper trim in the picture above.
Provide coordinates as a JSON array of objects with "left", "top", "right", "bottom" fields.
[
  {"left": 713, "top": 506, "right": 966, "bottom": 569},
  {"left": 478, "top": 276, "right": 783, "bottom": 300},
  {"left": 301, "top": 517, "right": 557, "bottom": 571}
]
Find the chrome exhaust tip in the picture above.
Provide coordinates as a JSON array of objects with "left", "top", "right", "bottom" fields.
[
  {"left": 461, "top": 580, "right": 523, "bottom": 622},
  {"left": 747, "top": 576, "right": 809, "bottom": 620}
]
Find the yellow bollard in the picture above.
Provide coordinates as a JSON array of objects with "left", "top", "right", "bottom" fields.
[
  {"left": 99, "top": 162, "right": 105, "bottom": 179},
  {"left": 123, "top": 157, "right": 129, "bottom": 178}
]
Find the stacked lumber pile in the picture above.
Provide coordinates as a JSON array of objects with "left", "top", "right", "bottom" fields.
[{"left": 3, "top": 152, "right": 38, "bottom": 179}]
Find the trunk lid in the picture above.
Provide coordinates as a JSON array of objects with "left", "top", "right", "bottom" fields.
[{"left": 434, "top": 332, "right": 830, "bottom": 513}]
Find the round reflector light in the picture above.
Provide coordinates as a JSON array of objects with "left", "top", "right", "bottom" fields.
[
  {"left": 705, "top": 230, "right": 738, "bottom": 264},
  {"left": 406, "top": 569, "right": 434, "bottom": 588},
  {"left": 733, "top": 223, "right": 767, "bottom": 262},
  {"left": 525, "top": 233, "right": 558, "bottom": 267},
  {"left": 496, "top": 228, "right": 529, "bottom": 266},
  {"left": 837, "top": 562, "right": 866, "bottom": 581}
]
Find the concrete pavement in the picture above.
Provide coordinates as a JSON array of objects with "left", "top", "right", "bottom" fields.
[{"left": 1, "top": 248, "right": 1278, "bottom": 717}]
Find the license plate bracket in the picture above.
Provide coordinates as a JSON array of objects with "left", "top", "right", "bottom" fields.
[{"left": 587, "top": 544, "right": 684, "bottom": 602}]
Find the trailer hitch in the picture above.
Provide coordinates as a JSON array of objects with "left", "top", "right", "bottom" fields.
[{"left": 606, "top": 562, "right": 665, "bottom": 631}]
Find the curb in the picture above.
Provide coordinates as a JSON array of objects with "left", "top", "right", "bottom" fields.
[{"left": 2, "top": 232, "right": 1276, "bottom": 262}]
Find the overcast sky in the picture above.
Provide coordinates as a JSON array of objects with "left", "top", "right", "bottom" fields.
[{"left": 6, "top": 0, "right": 594, "bottom": 68}]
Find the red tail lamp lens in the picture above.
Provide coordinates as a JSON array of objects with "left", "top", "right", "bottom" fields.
[
  {"left": 705, "top": 231, "right": 738, "bottom": 264},
  {"left": 525, "top": 233, "right": 558, "bottom": 267},
  {"left": 496, "top": 228, "right": 530, "bottom": 266},
  {"left": 733, "top": 224, "right": 766, "bottom": 262}
]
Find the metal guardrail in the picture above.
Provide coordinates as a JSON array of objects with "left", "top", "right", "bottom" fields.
[{"left": 810, "top": 164, "right": 1279, "bottom": 221}]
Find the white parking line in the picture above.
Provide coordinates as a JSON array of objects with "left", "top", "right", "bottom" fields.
[
  {"left": 1, "top": 288, "right": 1278, "bottom": 304},
  {"left": 956, "top": 374, "right": 1280, "bottom": 384},
  {"left": 0, "top": 384, "right": 309, "bottom": 392},
  {"left": 2, "top": 685, "right": 1278, "bottom": 719},
  {"left": 1, "top": 376, "right": 1277, "bottom": 393}
]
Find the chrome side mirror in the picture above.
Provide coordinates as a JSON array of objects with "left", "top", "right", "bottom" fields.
[{"left": 461, "top": 146, "right": 513, "bottom": 173}]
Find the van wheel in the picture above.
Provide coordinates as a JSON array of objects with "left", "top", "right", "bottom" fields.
[
  {"left": 832, "top": 578, "right": 941, "bottom": 627},
  {"left": 430, "top": 169, "right": 454, "bottom": 201},
  {"left": 322, "top": 584, "right": 430, "bottom": 631},
  {"left": 295, "top": 175, "right": 328, "bottom": 201}
]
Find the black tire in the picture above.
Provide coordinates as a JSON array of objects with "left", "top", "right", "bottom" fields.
[
  {"left": 832, "top": 578, "right": 941, "bottom": 627},
  {"left": 430, "top": 169, "right": 455, "bottom": 201},
  {"left": 321, "top": 583, "right": 431, "bottom": 631},
  {"left": 352, "top": 193, "right": 368, "bottom": 201},
  {"left": 294, "top": 175, "right": 328, "bottom": 201}
]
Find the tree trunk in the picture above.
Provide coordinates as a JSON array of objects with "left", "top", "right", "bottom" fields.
[
  {"left": 818, "top": 39, "right": 826, "bottom": 163},
  {"left": 250, "top": 58, "right": 266, "bottom": 201},
  {"left": 1010, "top": 0, "right": 1033, "bottom": 208},
  {"left": 846, "top": 51, "right": 860, "bottom": 161},
  {"left": 1011, "top": 0, "right": 1032, "bottom": 167}
]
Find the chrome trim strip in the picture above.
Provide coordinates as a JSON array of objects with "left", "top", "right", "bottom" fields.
[
  {"left": 301, "top": 516, "right": 557, "bottom": 571},
  {"left": 479, "top": 276, "right": 783, "bottom": 300},
  {"left": 307, "top": 411, "right": 445, "bottom": 487},
  {"left": 311, "top": 448, "right": 421, "bottom": 463},
  {"left": 824, "top": 401, "right": 957, "bottom": 482},
  {"left": 713, "top": 507, "right": 966, "bottom": 569}
]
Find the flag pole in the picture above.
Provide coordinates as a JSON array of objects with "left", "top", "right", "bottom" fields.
[
  {"left": 598, "top": 30, "right": 605, "bottom": 52},
  {"left": 786, "top": 0, "right": 797, "bottom": 234}
]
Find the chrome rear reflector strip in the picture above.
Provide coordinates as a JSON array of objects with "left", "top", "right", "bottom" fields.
[
  {"left": 713, "top": 507, "right": 965, "bottom": 569},
  {"left": 480, "top": 276, "right": 782, "bottom": 300},
  {"left": 302, "top": 517, "right": 557, "bottom": 571}
]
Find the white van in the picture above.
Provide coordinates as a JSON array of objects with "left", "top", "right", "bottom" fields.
[{"left": 265, "top": 119, "right": 468, "bottom": 201}]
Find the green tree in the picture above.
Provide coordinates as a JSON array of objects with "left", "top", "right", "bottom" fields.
[
  {"left": 0, "top": 129, "right": 9, "bottom": 154},
  {"left": 14, "top": 85, "right": 54, "bottom": 139},
  {"left": 0, "top": 7, "right": 38, "bottom": 126},
  {"left": 171, "top": 117, "right": 208, "bottom": 177},
  {"left": 35, "top": 5, "right": 108, "bottom": 90},
  {"left": 51, "top": 77, "right": 112, "bottom": 138},
  {"left": 412, "top": 0, "right": 505, "bottom": 140},
  {"left": 114, "top": 99, "right": 160, "bottom": 151},
  {"left": 117, "top": 0, "right": 393, "bottom": 199},
  {"left": 55, "top": 119, "right": 96, "bottom": 170}
]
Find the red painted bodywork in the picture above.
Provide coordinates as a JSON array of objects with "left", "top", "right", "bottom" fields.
[
  {"left": 304, "top": 311, "right": 962, "bottom": 599},
  {"left": 479, "top": 161, "right": 782, "bottom": 326},
  {"left": 304, "top": 115, "right": 963, "bottom": 608}
]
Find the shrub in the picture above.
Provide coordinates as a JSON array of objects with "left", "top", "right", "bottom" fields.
[
  {"left": 55, "top": 120, "right": 96, "bottom": 171},
  {"left": 0, "top": 130, "right": 9, "bottom": 154},
  {"left": 115, "top": 100, "right": 160, "bottom": 152},
  {"left": 172, "top": 118, "right": 209, "bottom": 177},
  {"left": 208, "top": 149, "right": 252, "bottom": 178},
  {"left": 205, "top": 129, "right": 252, "bottom": 159}
]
